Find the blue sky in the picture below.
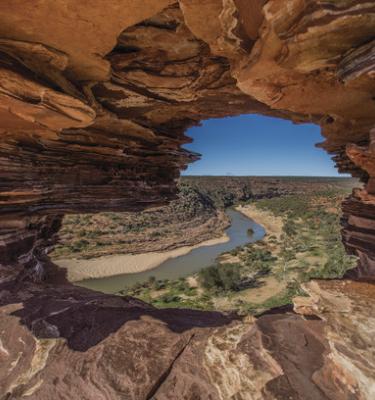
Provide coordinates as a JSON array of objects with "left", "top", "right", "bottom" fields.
[{"left": 183, "top": 114, "right": 342, "bottom": 177}]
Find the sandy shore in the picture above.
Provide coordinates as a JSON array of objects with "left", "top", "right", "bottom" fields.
[
  {"left": 56, "top": 233, "right": 229, "bottom": 282},
  {"left": 236, "top": 204, "right": 283, "bottom": 239},
  {"left": 56, "top": 204, "right": 278, "bottom": 283}
]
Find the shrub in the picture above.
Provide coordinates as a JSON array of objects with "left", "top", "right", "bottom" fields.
[
  {"left": 159, "top": 294, "right": 181, "bottom": 303},
  {"left": 148, "top": 276, "right": 156, "bottom": 286},
  {"left": 153, "top": 280, "right": 166, "bottom": 290},
  {"left": 199, "top": 263, "right": 242, "bottom": 292}
]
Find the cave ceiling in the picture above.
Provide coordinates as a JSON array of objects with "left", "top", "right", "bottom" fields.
[
  {"left": 0, "top": 0, "right": 374, "bottom": 270},
  {"left": 0, "top": 0, "right": 373, "bottom": 216}
]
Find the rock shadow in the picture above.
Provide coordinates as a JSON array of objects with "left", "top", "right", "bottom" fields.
[{"left": 0, "top": 259, "right": 235, "bottom": 352}]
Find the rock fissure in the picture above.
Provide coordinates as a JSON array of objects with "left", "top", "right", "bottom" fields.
[{"left": 145, "top": 333, "right": 196, "bottom": 400}]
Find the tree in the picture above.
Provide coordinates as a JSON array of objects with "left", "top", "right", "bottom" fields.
[{"left": 199, "top": 263, "right": 242, "bottom": 292}]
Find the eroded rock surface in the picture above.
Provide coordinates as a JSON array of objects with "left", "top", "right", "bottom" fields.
[
  {"left": 1, "top": 278, "right": 374, "bottom": 399},
  {"left": 0, "top": 1, "right": 375, "bottom": 399},
  {"left": 0, "top": 1, "right": 374, "bottom": 267}
]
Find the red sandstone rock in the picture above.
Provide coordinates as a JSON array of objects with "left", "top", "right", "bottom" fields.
[
  {"left": 0, "top": 1, "right": 375, "bottom": 399},
  {"left": 1, "top": 278, "right": 373, "bottom": 399}
]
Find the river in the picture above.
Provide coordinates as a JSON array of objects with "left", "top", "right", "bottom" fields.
[{"left": 76, "top": 209, "right": 265, "bottom": 294}]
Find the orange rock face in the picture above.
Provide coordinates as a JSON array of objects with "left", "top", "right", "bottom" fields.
[
  {"left": 0, "top": 1, "right": 375, "bottom": 399},
  {"left": 0, "top": 1, "right": 374, "bottom": 271}
]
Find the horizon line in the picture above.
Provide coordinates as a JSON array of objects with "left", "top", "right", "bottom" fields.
[{"left": 181, "top": 174, "right": 353, "bottom": 178}]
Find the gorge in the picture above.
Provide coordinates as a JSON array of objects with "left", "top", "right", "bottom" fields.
[
  {"left": 1, "top": 1, "right": 375, "bottom": 399},
  {"left": 72, "top": 208, "right": 265, "bottom": 292}
]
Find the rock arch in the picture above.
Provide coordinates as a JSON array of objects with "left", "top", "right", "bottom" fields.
[
  {"left": 0, "top": 1, "right": 374, "bottom": 398},
  {"left": 0, "top": 1, "right": 374, "bottom": 276}
]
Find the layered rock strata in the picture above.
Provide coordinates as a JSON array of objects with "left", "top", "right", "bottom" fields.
[
  {"left": 0, "top": 1, "right": 374, "bottom": 270},
  {"left": 0, "top": 1, "right": 375, "bottom": 399}
]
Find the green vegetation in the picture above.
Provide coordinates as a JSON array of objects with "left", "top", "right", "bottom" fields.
[
  {"left": 239, "top": 245, "right": 277, "bottom": 276},
  {"left": 239, "top": 281, "right": 306, "bottom": 314},
  {"left": 119, "top": 188, "right": 357, "bottom": 315},
  {"left": 120, "top": 277, "right": 214, "bottom": 310},
  {"left": 53, "top": 177, "right": 356, "bottom": 260},
  {"left": 52, "top": 182, "right": 226, "bottom": 259},
  {"left": 199, "top": 263, "right": 245, "bottom": 292},
  {"left": 56, "top": 176, "right": 357, "bottom": 314},
  {"left": 256, "top": 190, "right": 356, "bottom": 282}
]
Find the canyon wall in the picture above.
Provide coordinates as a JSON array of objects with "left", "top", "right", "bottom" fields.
[{"left": 0, "top": 1, "right": 375, "bottom": 399}]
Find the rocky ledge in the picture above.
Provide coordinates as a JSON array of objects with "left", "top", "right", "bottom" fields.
[
  {"left": 1, "top": 274, "right": 374, "bottom": 399},
  {"left": 0, "top": 1, "right": 375, "bottom": 399}
]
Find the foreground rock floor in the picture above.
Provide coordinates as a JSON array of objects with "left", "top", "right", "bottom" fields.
[{"left": 1, "top": 273, "right": 374, "bottom": 399}]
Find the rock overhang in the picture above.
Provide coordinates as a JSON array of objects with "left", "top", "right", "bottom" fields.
[
  {"left": 0, "top": 0, "right": 374, "bottom": 274},
  {"left": 0, "top": 2, "right": 375, "bottom": 399}
]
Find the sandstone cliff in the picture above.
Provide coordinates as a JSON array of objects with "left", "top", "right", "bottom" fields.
[
  {"left": 0, "top": 1, "right": 375, "bottom": 399},
  {"left": 0, "top": 0, "right": 374, "bottom": 274}
]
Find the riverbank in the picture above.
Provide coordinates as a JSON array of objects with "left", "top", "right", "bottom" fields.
[
  {"left": 86, "top": 191, "right": 355, "bottom": 315},
  {"left": 57, "top": 233, "right": 230, "bottom": 282},
  {"left": 58, "top": 205, "right": 276, "bottom": 283},
  {"left": 236, "top": 203, "right": 283, "bottom": 240},
  {"left": 51, "top": 185, "right": 230, "bottom": 260},
  {"left": 211, "top": 204, "right": 286, "bottom": 307}
]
